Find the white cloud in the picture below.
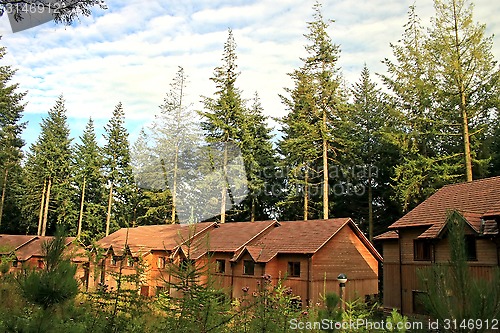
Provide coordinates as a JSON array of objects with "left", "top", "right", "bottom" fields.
[{"left": 0, "top": 0, "right": 498, "bottom": 149}]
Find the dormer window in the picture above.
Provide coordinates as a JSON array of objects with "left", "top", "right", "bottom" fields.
[{"left": 243, "top": 260, "right": 255, "bottom": 275}]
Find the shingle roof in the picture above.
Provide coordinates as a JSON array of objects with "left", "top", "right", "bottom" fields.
[
  {"left": 183, "top": 220, "right": 279, "bottom": 259},
  {"left": 0, "top": 235, "right": 81, "bottom": 261},
  {"left": 97, "top": 222, "right": 216, "bottom": 256},
  {"left": 373, "top": 231, "right": 399, "bottom": 241},
  {"left": 234, "top": 218, "right": 382, "bottom": 263},
  {"left": 389, "top": 176, "right": 500, "bottom": 231}
]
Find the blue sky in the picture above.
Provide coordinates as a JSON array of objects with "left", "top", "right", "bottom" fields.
[{"left": 0, "top": 0, "right": 499, "bottom": 150}]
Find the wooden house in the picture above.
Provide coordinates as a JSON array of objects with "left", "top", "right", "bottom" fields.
[
  {"left": 0, "top": 235, "right": 89, "bottom": 287},
  {"left": 96, "top": 218, "right": 382, "bottom": 306},
  {"left": 375, "top": 176, "right": 500, "bottom": 315},
  {"left": 94, "top": 222, "right": 215, "bottom": 295}
]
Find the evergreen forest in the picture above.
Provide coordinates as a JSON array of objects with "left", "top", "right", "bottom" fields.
[{"left": 1, "top": 0, "right": 499, "bottom": 246}]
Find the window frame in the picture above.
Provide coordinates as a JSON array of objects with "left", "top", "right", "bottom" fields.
[
  {"left": 412, "top": 290, "right": 428, "bottom": 315},
  {"left": 215, "top": 259, "right": 226, "bottom": 274},
  {"left": 414, "top": 239, "right": 432, "bottom": 261},
  {"left": 287, "top": 261, "right": 301, "bottom": 277},
  {"left": 243, "top": 260, "right": 255, "bottom": 276},
  {"left": 157, "top": 256, "right": 166, "bottom": 269},
  {"left": 126, "top": 256, "right": 134, "bottom": 267},
  {"left": 465, "top": 235, "right": 477, "bottom": 261}
]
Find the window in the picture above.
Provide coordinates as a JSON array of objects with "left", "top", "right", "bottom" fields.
[
  {"left": 180, "top": 259, "right": 195, "bottom": 271},
  {"left": 216, "top": 259, "right": 225, "bottom": 273},
  {"left": 140, "top": 286, "right": 149, "bottom": 297},
  {"left": 156, "top": 286, "right": 165, "bottom": 295},
  {"left": 158, "top": 257, "right": 166, "bottom": 269},
  {"left": 465, "top": 236, "right": 477, "bottom": 261},
  {"left": 111, "top": 256, "right": 118, "bottom": 266},
  {"left": 412, "top": 291, "right": 428, "bottom": 315},
  {"left": 37, "top": 260, "right": 44, "bottom": 269},
  {"left": 287, "top": 262, "right": 301, "bottom": 277},
  {"left": 126, "top": 257, "right": 134, "bottom": 267},
  {"left": 12, "top": 260, "right": 18, "bottom": 268},
  {"left": 414, "top": 240, "right": 432, "bottom": 261},
  {"left": 243, "top": 260, "right": 255, "bottom": 275}
]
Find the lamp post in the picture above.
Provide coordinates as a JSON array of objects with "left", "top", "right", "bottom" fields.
[{"left": 337, "top": 273, "right": 347, "bottom": 312}]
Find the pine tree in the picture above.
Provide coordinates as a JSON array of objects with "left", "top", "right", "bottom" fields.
[
  {"left": 381, "top": 5, "right": 463, "bottom": 212},
  {"left": 237, "top": 92, "right": 276, "bottom": 222},
  {"left": 73, "top": 118, "right": 106, "bottom": 242},
  {"left": 22, "top": 95, "right": 74, "bottom": 235},
  {"left": 149, "top": 67, "right": 201, "bottom": 223},
  {"left": 279, "top": 2, "right": 349, "bottom": 220},
  {"left": 0, "top": 45, "right": 26, "bottom": 232},
  {"left": 132, "top": 128, "right": 173, "bottom": 225},
  {"left": 200, "top": 29, "right": 249, "bottom": 223},
  {"left": 279, "top": 71, "right": 319, "bottom": 221},
  {"left": 349, "top": 65, "right": 401, "bottom": 241},
  {"left": 103, "top": 102, "right": 136, "bottom": 235},
  {"left": 428, "top": 0, "right": 500, "bottom": 182}
]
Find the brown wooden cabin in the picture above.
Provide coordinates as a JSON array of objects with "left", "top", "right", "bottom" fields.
[
  {"left": 95, "top": 218, "right": 381, "bottom": 307},
  {"left": 0, "top": 235, "right": 89, "bottom": 288},
  {"left": 375, "top": 176, "right": 500, "bottom": 315},
  {"left": 94, "top": 222, "right": 215, "bottom": 295}
]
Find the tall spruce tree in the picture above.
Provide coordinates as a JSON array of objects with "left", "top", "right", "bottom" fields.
[
  {"left": 149, "top": 66, "right": 201, "bottom": 223},
  {"left": 279, "top": 2, "right": 349, "bottom": 220},
  {"left": 279, "top": 71, "right": 319, "bottom": 221},
  {"left": 103, "top": 102, "right": 136, "bottom": 235},
  {"left": 428, "top": 0, "right": 500, "bottom": 181},
  {"left": 381, "top": 5, "right": 463, "bottom": 212},
  {"left": 73, "top": 118, "right": 106, "bottom": 242},
  {"left": 132, "top": 128, "right": 173, "bottom": 225},
  {"left": 349, "top": 65, "right": 401, "bottom": 241},
  {"left": 200, "top": 29, "right": 248, "bottom": 224},
  {"left": 23, "top": 95, "right": 74, "bottom": 235},
  {"left": 237, "top": 92, "right": 276, "bottom": 222},
  {"left": 0, "top": 45, "right": 26, "bottom": 232}
]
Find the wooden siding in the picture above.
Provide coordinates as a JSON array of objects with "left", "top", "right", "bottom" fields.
[
  {"left": 381, "top": 240, "right": 399, "bottom": 264},
  {"left": 311, "top": 225, "right": 379, "bottom": 303},
  {"left": 382, "top": 263, "right": 400, "bottom": 310},
  {"left": 381, "top": 227, "right": 500, "bottom": 314}
]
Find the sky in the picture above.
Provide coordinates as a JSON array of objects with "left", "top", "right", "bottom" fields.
[{"left": 0, "top": 0, "right": 499, "bottom": 150}]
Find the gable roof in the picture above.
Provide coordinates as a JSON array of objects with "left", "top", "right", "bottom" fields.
[
  {"left": 389, "top": 176, "right": 500, "bottom": 233},
  {"left": 178, "top": 220, "right": 279, "bottom": 260},
  {"left": 97, "top": 222, "right": 216, "bottom": 256},
  {"left": 234, "top": 218, "right": 382, "bottom": 263},
  {"left": 0, "top": 235, "right": 80, "bottom": 261}
]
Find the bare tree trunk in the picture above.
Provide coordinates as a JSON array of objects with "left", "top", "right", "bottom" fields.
[
  {"left": 171, "top": 147, "right": 178, "bottom": 224},
  {"left": 304, "top": 165, "right": 309, "bottom": 221},
  {"left": 452, "top": 0, "right": 473, "bottom": 182},
  {"left": 0, "top": 168, "right": 8, "bottom": 228},
  {"left": 220, "top": 142, "right": 228, "bottom": 224},
  {"left": 462, "top": 105, "right": 472, "bottom": 182},
  {"left": 322, "top": 116, "right": 329, "bottom": 219},
  {"left": 77, "top": 176, "right": 86, "bottom": 239},
  {"left": 41, "top": 177, "right": 51, "bottom": 236},
  {"left": 105, "top": 182, "right": 113, "bottom": 236},
  {"left": 251, "top": 196, "right": 256, "bottom": 222},
  {"left": 37, "top": 178, "right": 47, "bottom": 236},
  {"left": 368, "top": 180, "right": 373, "bottom": 243}
]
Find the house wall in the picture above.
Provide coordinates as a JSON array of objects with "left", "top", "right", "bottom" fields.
[
  {"left": 208, "top": 253, "right": 233, "bottom": 293},
  {"left": 385, "top": 227, "right": 500, "bottom": 315},
  {"left": 381, "top": 240, "right": 401, "bottom": 310},
  {"left": 263, "top": 254, "right": 310, "bottom": 306},
  {"left": 231, "top": 252, "right": 265, "bottom": 300},
  {"left": 310, "top": 225, "right": 379, "bottom": 304},
  {"left": 97, "top": 253, "right": 142, "bottom": 292}
]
